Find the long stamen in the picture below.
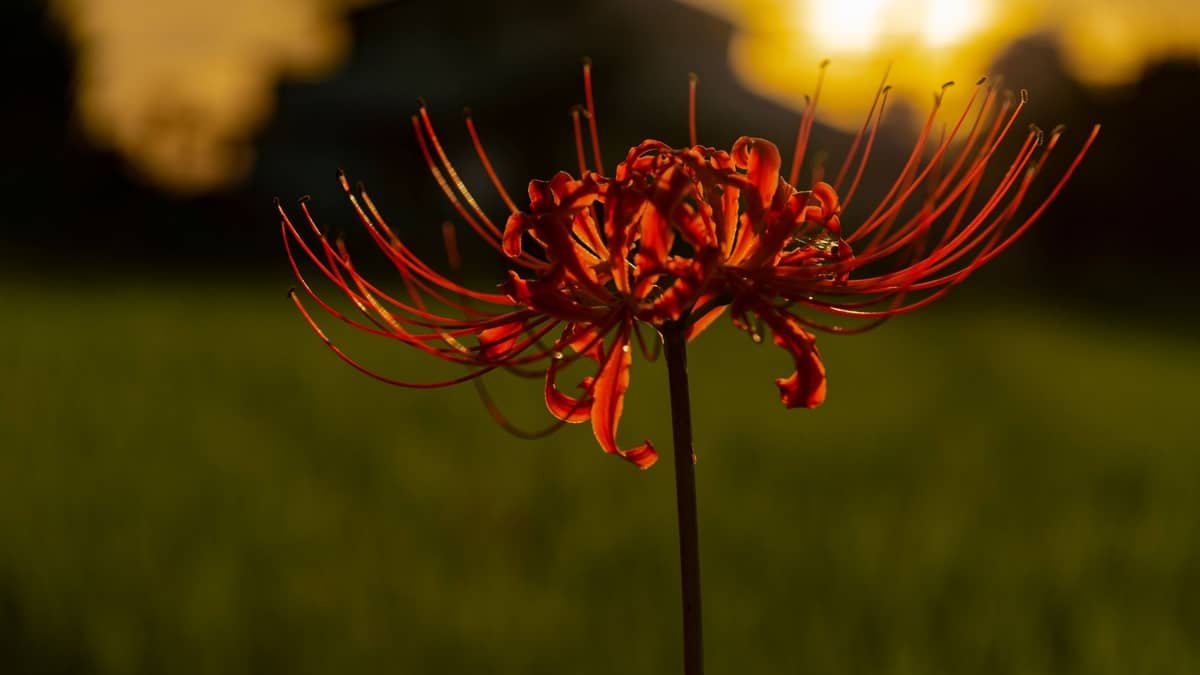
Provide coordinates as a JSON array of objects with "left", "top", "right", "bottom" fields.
[
  {"left": 472, "top": 377, "right": 579, "bottom": 439},
  {"left": 688, "top": 72, "right": 699, "bottom": 147},
  {"left": 850, "top": 81, "right": 1020, "bottom": 252},
  {"left": 416, "top": 106, "right": 505, "bottom": 240},
  {"left": 836, "top": 85, "right": 891, "bottom": 212},
  {"left": 847, "top": 80, "right": 957, "bottom": 246},
  {"left": 789, "top": 59, "right": 830, "bottom": 187},
  {"left": 570, "top": 105, "right": 589, "bottom": 176},
  {"left": 832, "top": 66, "right": 891, "bottom": 191},
  {"left": 582, "top": 57, "right": 605, "bottom": 175},
  {"left": 463, "top": 108, "right": 520, "bottom": 214},
  {"left": 289, "top": 289, "right": 502, "bottom": 387}
]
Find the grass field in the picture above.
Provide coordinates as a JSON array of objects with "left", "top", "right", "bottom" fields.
[{"left": 2, "top": 277, "right": 1198, "bottom": 675}]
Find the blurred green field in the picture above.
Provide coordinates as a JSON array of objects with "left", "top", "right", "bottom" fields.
[{"left": 2, "top": 277, "right": 1198, "bottom": 675}]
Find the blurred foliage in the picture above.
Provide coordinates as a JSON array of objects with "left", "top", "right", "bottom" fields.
[{"left": 2, "top": 279, "right": 1197, "bottom": 675}]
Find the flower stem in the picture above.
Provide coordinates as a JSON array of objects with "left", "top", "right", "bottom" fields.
[{"left": 661, "top": 321, "right": 703, "bottom": 675}]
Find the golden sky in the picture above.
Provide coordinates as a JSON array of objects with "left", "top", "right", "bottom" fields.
[
  {"left": 51, "top": 0, "right": 376, "bottom": 193},
  {"left": 677, "top": 0, "right": 1200, "bottom": 129},
  {"left": 48, "top": 0, "right": 1200, "bottom": 192}
]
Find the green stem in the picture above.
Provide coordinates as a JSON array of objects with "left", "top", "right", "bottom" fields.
[{"left": 662, "top": 321, "right": 703, "bottom": 675}]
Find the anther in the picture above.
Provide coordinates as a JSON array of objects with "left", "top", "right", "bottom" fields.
[
  {"left": 976, "top": 76, "right": 987, "bottom": 85},
  {"left": 416, "top": 96, "right": 427, "bottom": 109},
  {"left": 1019, "top": 89, "right": 1029, "bottom": 103},
  {"left": 1028, "top": 123, "right": 1044, "bottom": 146}
]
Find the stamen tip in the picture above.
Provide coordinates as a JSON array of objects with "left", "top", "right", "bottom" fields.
[
  {"left": 272, "top": 196, "right": 281, "bottom": 207},
  {"left": 976, "top": 75, "right": 987, "bottom": 85},
  {"left": 1019, "top": 88, "right": 1029, "bottom": 103},
  {"left": 287, "top": 287, "right": 297, "bottom": 298},
  {"left": 1028, "top": 123, "right": 1045, "bottom": 146},
  {"left": 416, "top": 96, "right": 427, "bottom": 109},
  {"left": 818, "top": 58, "right": 831, "bottom": 68},
  {"left": 298, "top": 194, "right": 311, "bottom": 204},
  {"left": 941, "top": 80, "right": 955, "bottom": 90},
  {"left": 581, "top": 55, "right": 592, "bottom": 67},
  {"left": 462, "top": 106, "right": 472, "bottom": 119},
  {"left": 688, "top": 71, "right": 699, "bottom": 83}
]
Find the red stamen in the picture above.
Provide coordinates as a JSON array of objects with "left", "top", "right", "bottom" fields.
[
  {"left": 582, "top": 57, "right": 605, "bottom": 175},
  {"left": 688, "top": 72, "right": 699, "bottom": 148},
  {"left": 788, "top": 59, "right": 829, "bottom": 187},
  {"left": 463, "top": 108, "right": 520, "bottom": 214}
]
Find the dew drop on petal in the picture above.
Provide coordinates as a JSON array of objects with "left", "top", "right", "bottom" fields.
[
  {"left": 622, "top": 344, "right": 631, "bottom": 353},
  {"left": 790, "top": 228, "right": 840, "bottom": 254}
]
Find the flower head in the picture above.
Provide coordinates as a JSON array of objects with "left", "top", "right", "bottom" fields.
[{"left": 282, "top": 61, "right": 1097, "bottom": 468}]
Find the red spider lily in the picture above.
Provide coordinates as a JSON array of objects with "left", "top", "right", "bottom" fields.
[{"left": 282, "top": 61, "right": 1098, "bottom": 469}]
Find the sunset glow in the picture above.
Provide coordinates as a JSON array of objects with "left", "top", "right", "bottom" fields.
[{"left": 680, "top": 0, "right": 1200, "bottom": 130}]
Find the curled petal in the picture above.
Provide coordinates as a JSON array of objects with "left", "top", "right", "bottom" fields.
[
  {"left": 590, "top": 328, "right": 658, "bottom": 468},
  {"left": 732, "top": 136, "right": 782, "bottom": 213},
  {"left": 757, "top": 308, "right": 827, "bottom": 408},
  {"left": 544, "top": 357, "right": 593, "bottom": 423},
  {"left": 477, "top": 321, "right": 525, "bottom": 361},
  {"left": 527, "top": 178, "right": 557, "bottom": 211},
  {"left": 502, "top": 212, "right": 534, "bottom": 258},
  {"left": 543, "top": 323, "right": 604, "bottom": 424},
  {"left": 645, "top": 254, "right": 714, "bottom": 323}
]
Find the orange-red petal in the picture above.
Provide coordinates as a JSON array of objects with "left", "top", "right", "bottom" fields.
[
  {"left": 590, "top": 328, "right": 657, "bottom": 468},
  {"left": 544, "top": 357, "right": 593, "bottom": 423},
  {"left": 477, "top": 321, "right": 525, "bottom": 361},
  {"left": 758, "top": 308, "right": 827, "bottom": 408},
  {"left": 732, "top": 136, "right": 782, "bottom": 214}
]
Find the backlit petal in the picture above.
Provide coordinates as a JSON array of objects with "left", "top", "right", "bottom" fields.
[
  {"left": 590, "top": 328, "right": 658, "bottom": 468},
  {"left": 544, "top": 357, "right": 593, "bottom": 423},
  {"left": 757, "top": 307, "right": 827, "bottom": 408},
  {"left": 477, "top": 320, "right": 525, "bottom": 360}
]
